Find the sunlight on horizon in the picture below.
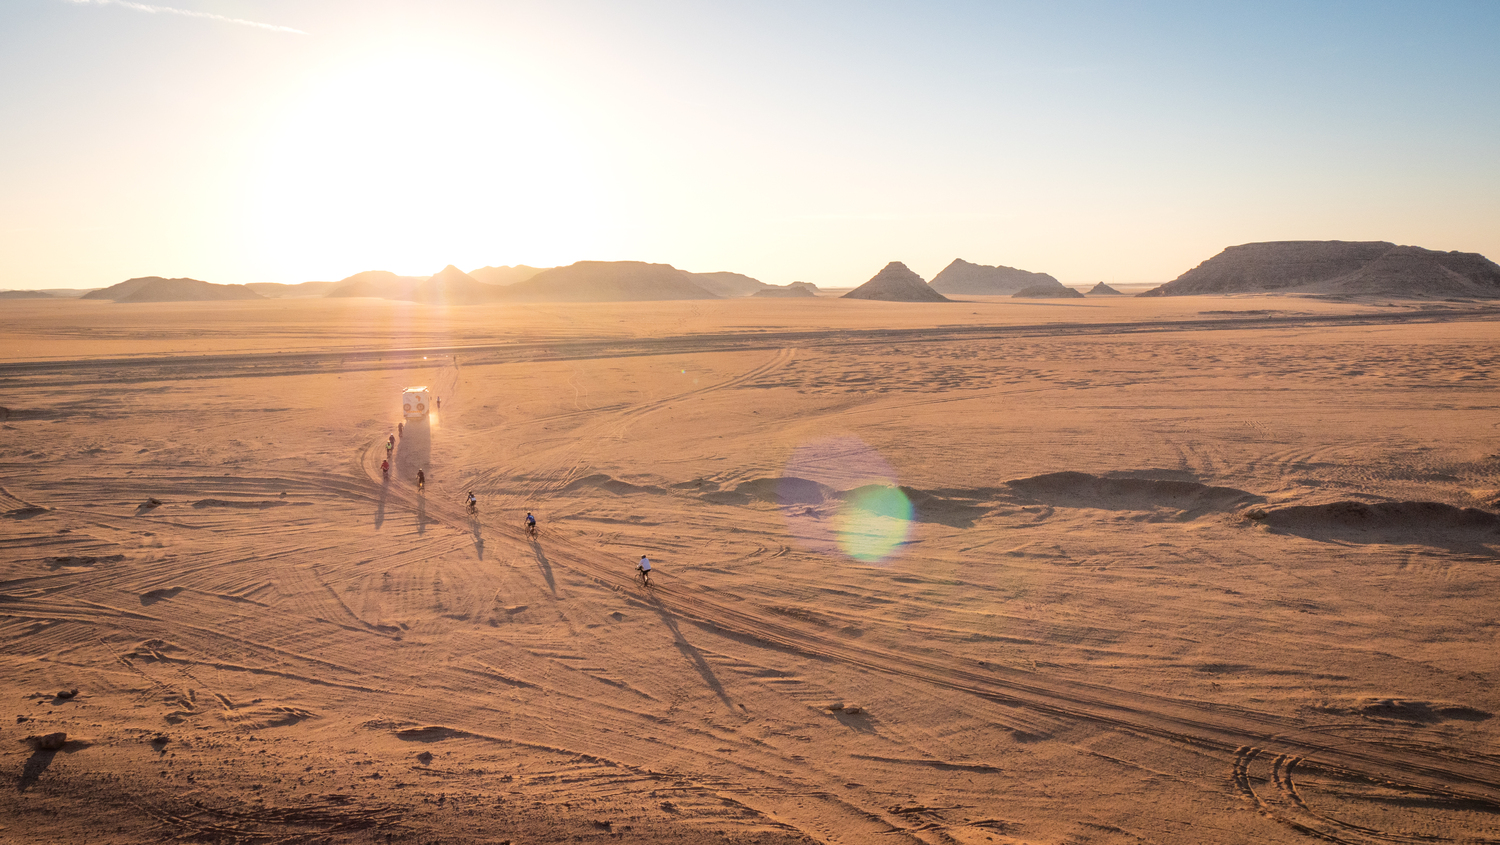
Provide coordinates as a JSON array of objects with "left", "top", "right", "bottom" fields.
[{"left": 248, "top": 50, "right": 609, "bottom": 279}]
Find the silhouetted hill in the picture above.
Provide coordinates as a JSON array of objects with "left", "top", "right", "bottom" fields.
[
  {"left": 842, "top": 262, "right": 950, "bottom": 302},
  {"left": 1086, "top": 282, "right": 1124, "bottom": 295},
  {"left": 688, "top": 271, "right": 768, "bottom": 297},
  {"left": 246, "top": 281, "right": 338, "bottom": 298},
  {"left": 1141, "top": 241, "right": 1500, "bottom": 298},
  {"left": 0, "top": 290, "right": 55, "bottom": 299},
  {"left": 325, "top": 271, "right": 426, "bottom": 299},
  {"left": 1013, "top": 284, "right": 1083, "bottom": 299},
  {"left": 929, "top": 258, "right": 1063, "bottom": 294},
  {"left": 497, "top": 261, "right": 720, "bottom": 302},
  {"left": 469, "top": 265, "right": 545, "bottom": 286},
  {"left": 413, "top": 265, "right": 501, "bottom": 304},
  {"left": 83, "top": 277, "right": 265, "bottom": 302},
  {"left": 753, "top": 284, "right": 817, "bottom": 298}
]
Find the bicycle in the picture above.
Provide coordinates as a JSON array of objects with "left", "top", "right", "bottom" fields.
[
  {"left": 636, "top": 565, "right": 652, "bottom": 588},
  {"left": 525, "top": 522, "right": 538, "bottom": 540}
]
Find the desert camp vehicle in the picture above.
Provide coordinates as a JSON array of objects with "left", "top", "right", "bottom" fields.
[{"left": 402, "top": 387, "right": 432, "bottom": 418}]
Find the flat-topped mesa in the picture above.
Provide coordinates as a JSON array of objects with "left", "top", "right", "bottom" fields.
[
  {"left": 1140, "top": 241, "right": 1500, "bottom": 298},
  {"left": 842, "top": 262, "right": 950, "bottom": 302},
  {"left": 82, "top": 277, "right": 265, "bottom": 302},
  {"left": 929, "top": 258, "right": 1064, "bottom": 295}
]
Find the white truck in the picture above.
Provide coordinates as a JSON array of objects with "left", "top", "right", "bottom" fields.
[{"left": 401, "top": 386, "right": 432, "bottom": 418}]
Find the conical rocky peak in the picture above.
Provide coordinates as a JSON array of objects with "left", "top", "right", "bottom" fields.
[{"left": 842, "top": 262, "right": 950, "bottom": 302}]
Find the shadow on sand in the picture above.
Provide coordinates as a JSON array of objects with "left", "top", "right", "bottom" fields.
[
  {"left": 17, "top": 740, "right": 87, "bottom": 793},
  {"left": 530, "top": 539, "right": 556, "bottom": 596},
  {"left": 647, "top": 590, "right": 734, "bottom": 711},
  {"left": 468, "top": 511, "right": 484, "bottom": 559}
]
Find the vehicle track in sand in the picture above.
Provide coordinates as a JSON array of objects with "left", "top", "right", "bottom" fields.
[
  {"left": 374, "top": 472, "right": 1500, "bottom": 842},
  {"left": 6, "top": 308, "right": 1498, "bottom": 390}
]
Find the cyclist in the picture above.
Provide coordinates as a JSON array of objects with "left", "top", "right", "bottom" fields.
[
  {"left": 380, "top": 459, "right": 389, "bottom": 478},
  {"left": 637, "top": 555, "right": 652, "bottom": 587},
  {"left": 466, "top": 491, "right": 477, "bottom": 514},
  {"left": 417, "top": 469, "right": 425, "bottom": 493},
  {"left": 524, "top": 512, "right": 537, "bottom": 538}
]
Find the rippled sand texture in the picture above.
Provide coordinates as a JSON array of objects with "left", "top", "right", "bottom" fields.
[{"left": 3, "top": 296, "right": 1500, "bottom": 844}]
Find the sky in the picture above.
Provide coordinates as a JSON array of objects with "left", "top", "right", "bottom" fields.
[{"left": 2, "top": 0, "right": 1498, "bottom": 290}]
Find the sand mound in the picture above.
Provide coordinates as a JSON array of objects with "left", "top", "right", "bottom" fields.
[
  {"left": 929, "top": 259, "right": 1062, "bottom": 295},
  {"left": 842, "top": 262, "right": 949, "bottom": 302},
  {"left": 1259, "top": 501, "right": 1500, "bottom": 549},
  {"left": 498, "top": 261, "right": 720, "bottom": 302},
  {"left": 1012, "top": 284, "right": 1083, "bottom": 299},
  {"left": 562, "top": 473, "right": 663, "bottom": 496},
  {"left": 1315, "top": 698, "right": 1493, "bottom": 724},
  {"left": 468, "top": 264, "right": 545, "bottom": 286},
  {"left": 702, "top": 477, "right": 832, "bottom": 506},
  {"left": 191, "top": 499, "right": 298, "bottom": 509},
  {"left": 1140, "top": 241, "right": 1500, "bottom": 298},
  {"left": 1007, "top": 471, "right": 1260, "bottom": 513},
  {"left": 1086, "top": 282, "right": 1124, "bottom": 295},
  {"left": 83, "top": 277, "right": 265, "bottom": 302}
]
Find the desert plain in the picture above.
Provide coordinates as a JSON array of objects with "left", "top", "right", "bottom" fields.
[{"left": 4, "top": 294, "right": 1500, "bottom": 845}]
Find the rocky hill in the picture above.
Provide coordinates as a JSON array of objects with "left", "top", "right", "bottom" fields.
[
  {"left": 1013, "top": 284, "right": 1083, "bottom": 299},
  {"left": 688, "top": 271, "right": 768, "bottom": 297},
  {"left": 325, "top": 270, "right": 427, "bottom": 299},
  {"left": 1086, "top": 282, "right": 1124, "bottom": 295},
  {"left": 469, "top": 265, "right": 545, "bottom": 286},
  {"left": 842, "top": 263, "right": 950, "bottom": 302},
  {"left": 497, "top": 261, "right": 720, "bottom": 302},
  {"left": 411, "top": 265, "right": 503, "bottom": 304},
  {"left": 1141, "top": 241, "right": 1500, "bottom": 298},
  {"left": 929, "top": 258, "right": 1062, "bottom": 295},
  {"left": 83, "top": 277, "right": 265, "bottom": 302}
]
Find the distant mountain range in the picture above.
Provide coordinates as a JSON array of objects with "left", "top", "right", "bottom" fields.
[
  {"left": 1142, "top": 241, "right": 1500, "bottom": 298},
  {"left": 82, "top": 277, "right": 264, "bottom": 302}
]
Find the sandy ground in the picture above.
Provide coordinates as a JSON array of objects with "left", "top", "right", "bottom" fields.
[{"left": 3, "top": 295, "right": 1500, "bottom": 844}]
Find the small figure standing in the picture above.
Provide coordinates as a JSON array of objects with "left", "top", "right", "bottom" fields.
[
  {"left": 417, "top": 468, "right": 426, "bottom": 493},
  {"left": 436, "top": 396, "right": 442, "bottom": 410},
  {"left": 636, "top": 555, "right": 652, "bottom": 587},
  {"left": 398, "top": 422, "right": 404, "bottom": 437}
]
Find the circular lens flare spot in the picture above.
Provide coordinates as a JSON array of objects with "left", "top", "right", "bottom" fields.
[{"left": 835, "top": 485, "right": 912, "bottom": 562}]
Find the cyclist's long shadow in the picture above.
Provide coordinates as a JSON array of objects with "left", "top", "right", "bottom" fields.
[
  {"left": 468, "top": 512, "right": 484, "bottom": 559},
  {"left": 374, "top": 476, "right": 388, "bottom": 529},
  {"left": 647, "top": 589, "right": 734, "bottom": 711},
  {"left": 530, "top": 538, "right": 556, "bottom": 596},
  {"left": 416, "top": 495, "right": 427, "bottom": 535}
]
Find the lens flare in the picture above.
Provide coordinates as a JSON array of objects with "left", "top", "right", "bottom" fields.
[
  {"left": 781, "top": 436, "right": 914, "bottom": 564},
  {"left": 834, "top": 485, "right": 913, "bottom": 561}
]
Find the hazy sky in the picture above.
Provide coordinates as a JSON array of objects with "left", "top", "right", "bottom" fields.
[{"left": 2, "top": 1, "right": 1498, "bottom": 289}]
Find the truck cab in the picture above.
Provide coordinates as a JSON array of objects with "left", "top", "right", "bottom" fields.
[{"left": 402, "top": 387, "right": 432, "bottom": 418}]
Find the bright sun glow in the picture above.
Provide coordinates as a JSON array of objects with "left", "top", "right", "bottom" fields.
[{"left": 249, "top": 50, "right": 607, "bottom": 280}]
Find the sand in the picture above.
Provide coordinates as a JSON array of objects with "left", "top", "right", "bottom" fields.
[{"left": 4, "top": 295, "right": 1500, "bottom": 844}]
